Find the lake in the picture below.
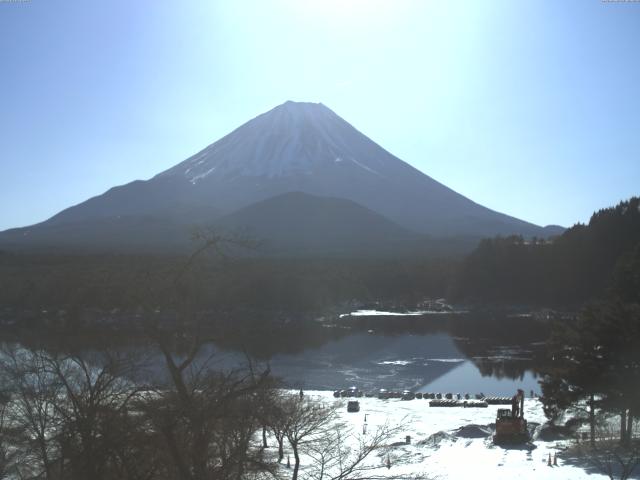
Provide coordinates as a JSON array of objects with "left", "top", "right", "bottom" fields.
[
  {"left": 199, "top": 310, "right": 547, "bottom": 396},
  {"left": 249, "top": 331, "right": 541, "bottom": 395}
]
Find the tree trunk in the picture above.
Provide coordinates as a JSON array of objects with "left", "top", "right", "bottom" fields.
[
  {"left": 292, "top": 443, "right": 300, "bottom": 480},
  {"left": 58, "top": 448, "right": 66, "bottom": 480},
  {"left": 626, "top": 408, "right": 633, "bottom": 444},
  {"left": 621, "top": 409, "right": 627, "bottom": 444},
  {"left": 589, "top": 394, "right": 596, "bottom": 446},
  {"left": 262, "top": 425, "right": 268, "bottom": 448},
  {"left": 278, "top": 437, "right": 284, "bottom": 462},
  {"left": 161, "top": 425, "right": 192, "bottom": 480},
  {"left": 192, "top": 424, "right": 209, "bottom": 480},
  {"left": 39, "top": 439, "right": 52, "bottom": 480},
  {"left": 236, "top": 452, "right": 245, "bottom": 480}
]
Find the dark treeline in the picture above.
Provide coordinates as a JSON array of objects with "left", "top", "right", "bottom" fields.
[
  {"left": 453, "top": 197, "right": 640, "bottom": 306},
  {"left": 3, "top": 198, "right": 639, "bottom": 319},
  {"left": 0, "top": 253, "right": 456, "bottom": 316}
]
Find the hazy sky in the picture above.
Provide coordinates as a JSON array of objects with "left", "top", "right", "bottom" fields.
[{"left": 1, "top": 0, "right": 639, "bottom": 231}]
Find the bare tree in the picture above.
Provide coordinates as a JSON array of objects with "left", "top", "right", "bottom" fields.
[
  {"left": 0, "top": 386, "right": 17, "bottom": 480},
  {"left": 142, "top": 330, "right": 275, "bottom": 480},
  {"left": 0, "top": 346, "right": 63, "bottom": 480},
  {"left": 47, "top": 351, "right": 146, "bottom": 480},
  {"left": 304, "top": 418, "right": 427, "bottom": 480},
  {"left": 266, "top": 393, "right": 290, "bottom": 463},
  {"left": 0, "top": 346, "right": 148, "bottom": 480},
  {"left": 276, "top": 396, "right": 337, "bottom": 480}
]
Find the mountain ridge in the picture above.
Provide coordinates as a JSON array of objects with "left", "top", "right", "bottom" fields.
[
  {"left": 213, "top": 191, "right": 424, "bottom": 256},
  {"left": 0, "top": 101, "right": 563, "bottom": 254}
]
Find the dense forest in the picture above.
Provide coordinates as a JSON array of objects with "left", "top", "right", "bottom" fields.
[
  {"left": 452, "top": 197, "right": 640, "bottom": 307},
  {"left": 0, "top": 252, "right": 455, "bottom": 319}
]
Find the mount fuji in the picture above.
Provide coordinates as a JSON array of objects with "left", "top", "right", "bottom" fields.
[{"left": 0, "top": 101, "right": 562, "bottom": 254}]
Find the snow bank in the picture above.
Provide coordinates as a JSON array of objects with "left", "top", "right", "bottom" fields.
[{"left": 277, "top": 391, "right": 613, "bottom": 480}]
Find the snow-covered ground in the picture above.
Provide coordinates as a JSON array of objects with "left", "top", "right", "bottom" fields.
[{"left": 281, "top": 391, "right": 613, "bottom": 480}]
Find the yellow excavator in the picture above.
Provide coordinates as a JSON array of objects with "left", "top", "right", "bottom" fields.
[{"left": 493, "top": 389, "right": 530, "bottom": 444}]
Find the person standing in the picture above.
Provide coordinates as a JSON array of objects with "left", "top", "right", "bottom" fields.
[{"left": 517, "top": 389, "right": 525, "bottom": 418}]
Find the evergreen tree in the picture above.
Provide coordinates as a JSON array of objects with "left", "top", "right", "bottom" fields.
[
  {"left": 540, "top": 308, "right": 608, "bottom": 444},
  {"left": 541, "top": 245, "right": 640, "bottom": 444}
]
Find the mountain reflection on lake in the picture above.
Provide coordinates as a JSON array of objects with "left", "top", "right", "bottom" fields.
[
  {"left": 244, "top": 331, "right": 541, "bottom": 395},
  {"left": 191, "top": 311, "right": 547, "bottom": 395}
]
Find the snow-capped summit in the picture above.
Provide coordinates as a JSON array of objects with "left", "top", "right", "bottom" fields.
[{"left": 158, "top": 101, "right": 383, "bottom": 182}]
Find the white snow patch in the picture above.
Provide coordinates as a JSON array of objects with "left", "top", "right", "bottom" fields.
[
  {"left": 349, "top": 156, "right": 381, "bottom": 176},
  {"left": 189, "top": 166, "right": 217, "bottom": 184},
  {"left": 339, "top": 309, "right": 465, "bottom": 318},
  {"left": 425, "top": 358, "right": 466, "bottom": 363},
  {"left": 340, "top": 310, "right": 431, "bottom": 317}
]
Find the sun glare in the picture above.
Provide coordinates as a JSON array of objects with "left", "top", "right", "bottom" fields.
[{"left": 289, "top": 0, "right": 404, "bottom": 26}]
